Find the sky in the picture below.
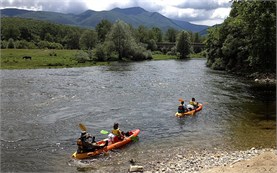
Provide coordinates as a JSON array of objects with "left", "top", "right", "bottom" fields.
[{"left": 1, "top": 0, "right": 232, "bottom": 26}]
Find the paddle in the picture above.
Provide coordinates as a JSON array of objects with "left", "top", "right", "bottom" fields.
[
  {"left": 130, "top": 136, "right": 139, "bottom": 142},
  {"left": 100, "top": 130, "right": 109, "bottom": 135},
  {"left": 79, "top": 123, "right": 87, "bottom": 131}
]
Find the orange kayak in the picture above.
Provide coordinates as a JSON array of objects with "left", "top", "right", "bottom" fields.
[
  {"left": 72, "top": 129, "right": 140, "bottom": 159},
  {"left": 175, "top": 104, "right": 203, "bottom": 117}
]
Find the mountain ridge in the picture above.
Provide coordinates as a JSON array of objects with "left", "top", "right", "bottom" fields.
[{"left": 1, "top": 7, "right": 209, "bottom": 33}]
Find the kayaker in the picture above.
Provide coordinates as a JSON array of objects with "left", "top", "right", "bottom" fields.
[
  {"left": 178, "top": 99, "right": 188, "bottom": 113},
  {"left": 189, "top": 98, "right": 199, "bottom": 109},
  {"left": 77, "top": 131, "right": 108, "bottom": 153},
  {"left": 111, "top": 123, "right": 125, "bottom": 143}
]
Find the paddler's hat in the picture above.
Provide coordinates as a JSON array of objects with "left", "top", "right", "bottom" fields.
[{"left": 178, "top": 98, "right": 184, "bottom": 102}]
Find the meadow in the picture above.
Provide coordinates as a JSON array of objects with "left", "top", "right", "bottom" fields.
[
  {"left": 0, "top": 49, "right": 109, "bottom": 69},
  {"left": 0, "top": 49, "right": 204, "bottom": 69}
]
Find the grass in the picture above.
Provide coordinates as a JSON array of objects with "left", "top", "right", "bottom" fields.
[
  {"left": 0, "top": 49, "right": 205, "bottom": 69},
  {"left": 152, "top": 54, "right": 178, "bottom": 60},
  {"left": 0, "top": 49, "right": 110, "bottom": 69}
]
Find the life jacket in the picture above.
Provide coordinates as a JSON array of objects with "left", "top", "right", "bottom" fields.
[
  {"left": 112, "top": 129, "right": 121, "bottom": 137},
  {"left": 178, "top": 104, "right": 185, "bottom": 113},
  {"left": 77, "top": 138, "right": 85, "bottom": 153}
]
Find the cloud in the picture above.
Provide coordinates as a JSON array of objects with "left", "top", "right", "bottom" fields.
[
  {"left": 174, "top": 0, "right": 231, "bottom": 10},
  {"left": 1, "top": 0, "right": 87, "bottom": 13}
]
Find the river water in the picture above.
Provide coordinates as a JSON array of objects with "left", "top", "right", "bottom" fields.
[{"left": 1, "top": 59, "right": 276, "bottom": 172}]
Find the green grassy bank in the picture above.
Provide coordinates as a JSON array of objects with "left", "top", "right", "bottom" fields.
[
  {"left": 0, "top": 49, "right": 204, "bottom": 69},
  {"left": 0, "top": 49, "right": 109, "bottom": 69}
]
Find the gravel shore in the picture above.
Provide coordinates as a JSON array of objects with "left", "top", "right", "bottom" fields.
[{"left": 142, "top": 148, "right": 276, "bottom": 173}]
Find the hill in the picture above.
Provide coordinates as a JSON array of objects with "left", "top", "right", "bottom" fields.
[{"left": 1, "top": 7, "right": 209, "bottom": 33}]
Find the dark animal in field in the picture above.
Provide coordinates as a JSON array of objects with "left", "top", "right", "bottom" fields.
[{"left": 22, "top": 56, "right": 32, "bottom": 60}]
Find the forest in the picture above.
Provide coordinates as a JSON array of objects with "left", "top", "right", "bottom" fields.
[{"left": 205, "top": 0, "right": 276, "bottom": 76}]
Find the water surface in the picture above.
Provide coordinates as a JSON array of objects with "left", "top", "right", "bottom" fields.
[{"left": 1, "top": 59, "right": 275, "bottom": 172}]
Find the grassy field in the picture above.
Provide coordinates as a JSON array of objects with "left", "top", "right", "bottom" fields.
[
  {"left": 0, "top": 49, "right": 110, "bottom": 69},
  {"left": 0, "top": 49, "right": 204, "bottom": 69}
]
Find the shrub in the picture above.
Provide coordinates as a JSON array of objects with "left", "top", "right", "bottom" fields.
[
  {"left": 74, "top": 50, "right": 89, "bottom": 63},
  {"left": 1, "top": 40, "right": 8, "bottom": 49}
]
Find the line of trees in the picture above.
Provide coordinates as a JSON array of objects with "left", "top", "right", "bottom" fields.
[
  {"left": 1, "top": 17, "right": 204, "bottom": 61},
  {"left": 205, "top": 0, "right": 276, "bottom": 74}
]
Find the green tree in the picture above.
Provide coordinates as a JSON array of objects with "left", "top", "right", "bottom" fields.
[
  {"left": 96, "top": 20, "right": 112, "bottom": 43},
  {"left": 176, "top": 31, "right": 191, "bottom": 59},
  {"left": 64, "top": 29, "right": 81, "bottom": 49},
  {"left": 105, "top": 20, "right": 151, "bottom": 61},
  {"left": 7, "top": 38, "right": 15, "bottom": 48},
  {"left": 79, "top": 30, "right": 98, "bottom": 49},
  {"left": 2, "top": 25, "right": 20, "bottom": 40},
  {"left": 135, "top": 25, "right": 149, "bottom": 43},
  {"left": 106, "top": 20, "right": 133, "bottom": 60},
  {"left": 149, "top": 27, "right": 163, "bottom": 42},
  {"left": 165, "top": 28, "right": 178, "bottom": 42}
]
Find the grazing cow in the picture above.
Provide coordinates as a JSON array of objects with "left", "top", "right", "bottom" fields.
[{"left": 22, "top": 56, "right": 32, "bottom": 60}]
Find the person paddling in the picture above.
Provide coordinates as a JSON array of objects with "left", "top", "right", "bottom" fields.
[
  {"left": 178, "top": 99, "right": 188, "bottom": 113},
  {"left": 188, "top": 97, "right": 199, "bottom": 110},
  {"left": 77, "top": 131, "right": 108, "bottom": 153},
  {"left": 111, "top": 123, "right": 125, "bottom": 143}
]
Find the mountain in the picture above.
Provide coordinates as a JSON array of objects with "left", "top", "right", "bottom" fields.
[{"left": 0, "top": 7, "right": 209, "bottom": 33}]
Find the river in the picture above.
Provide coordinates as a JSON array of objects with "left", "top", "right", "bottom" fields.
[{"left": 1, "top": 59, "right": 275, "bottom": 172}]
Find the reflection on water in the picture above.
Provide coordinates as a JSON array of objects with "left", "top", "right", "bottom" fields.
[{"left": 1, "top": 59, "right": 275, "bottom": 172}]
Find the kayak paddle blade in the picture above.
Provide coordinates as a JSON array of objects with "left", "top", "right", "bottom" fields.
[
  {"left": 79, "top": 123, "right": 87, "bottom": 132},
  {"left": 100, "top": 130, "right": 109, "bottom": 135},
  {"left": 130, "top": 136, "right": 139, "bottom": 142}
]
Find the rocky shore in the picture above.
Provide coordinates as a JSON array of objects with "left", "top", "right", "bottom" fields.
[{"left": 131, "top": 148, "right": 277, "bottom": 173}]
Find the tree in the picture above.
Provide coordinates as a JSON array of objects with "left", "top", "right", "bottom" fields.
[
  {"left": 2, "top": 25, "right": 20, "bottom": 40},
  {"left": 176, "top": 31, "right": 191, "bottom": 59},
  {"left": 96, "top": 20, "right": 112, "bottom": 43},
  {"left": 206, "top": 0, "right": 276, "bottom": 73},
  {"left": 135, "top": 25, "right": 149, "bottom": 43},
  {"left": 79, "top": 30, "right": 98, "bottom": 49},
  {"left": 149, "top": 27, "right": 163, "bottom": 42},
  {"left": 104, "top": 20, "right": 151, "bottom": 61},
  {"left": 165, "top": 28, "right": 178, "bottom": 42},
  {"left": 106, "top": 20, "right": 133, "bottom": 60},
  {"left": 193, "top": 32, "right": 202, "bottom": 53},
  {"left": 64, "top": 29, "right": 81, "bottom": 49}
]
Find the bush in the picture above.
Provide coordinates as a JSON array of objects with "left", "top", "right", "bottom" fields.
[
  {"left": 74, "top": 50, "right": 89, "bottom": 63},
  {"left": 152, "top": 51, "right": 162, "bottom": 55},
  {"left": 211, "top": 58, "right": 225, "bottom": 70},
  {"left": 1, "top": 40, "right": 8, "bottom": 49},
  {"left": 15, "top": 40, "right": 36, "bottom": 49},
  {"left": 37, "top": 41, "right": 49, "bottom": 49},
  {"left": 94, "top": 44, "right": 107, "bottom": 61},
  {"left": 8, "top": 38, "right": 15, "bottom": 48}
]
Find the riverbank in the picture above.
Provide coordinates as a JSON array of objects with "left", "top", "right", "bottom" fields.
[
  {"left": 139, "top": 148, "right": 276, "bottom": 173},
  {"left": 1, "top": 49, "right": 204, "bottom": 69}
]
